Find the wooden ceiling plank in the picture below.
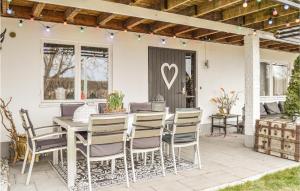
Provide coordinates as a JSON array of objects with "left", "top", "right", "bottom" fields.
[
  {"left": 195, "top": 0, "right": 240, "bottom": 17},
  {"left": 65, "top": 8, "right": 81, "bottom": 22},
  {"left": 263, "top": 13, "right": 300, "bottom": 30},
  {"left": 124, "top": 17, "right": 147, "bottom": 29},
  {"left": 174, "top": 26, "right": 197, "bottom": 36},
  {"left": 194, "top": 31, "right": 218, "bottom": 39},
  {"left": 214, "top": 33, "right": 238, "bottom": 41},
  {"left": 32, "top": 3, "right": 45, "bottom": 18},
  {"left": 152, "top": 22, "right": 176, "bottom": 33},
  {"left": 222, "top": 1, "right": 278, "bottom": 21},
  {"left": 97, "top": 13, "right": 117, "bottom": 26}
]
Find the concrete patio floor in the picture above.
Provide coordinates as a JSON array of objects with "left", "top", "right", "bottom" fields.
[{"left": 8, "top": 134, "right": 300, "bottom": 191}]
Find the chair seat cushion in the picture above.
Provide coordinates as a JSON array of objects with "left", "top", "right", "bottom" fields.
[
  {"left": 132, "top": 137, "right": 160, "bottom": 149},
  {"left": 77, "top": 143, "right": 123, "bottom": 157},
  {"left": 34, "top": 137, "right": 67, "bottom": 152},
  {"left": 163, "top": 133, "right": 196, "bottom": 144}
]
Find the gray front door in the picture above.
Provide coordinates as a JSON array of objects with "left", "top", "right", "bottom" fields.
[{"left": 148, "top": 47, "right": 196, "bottom": 112}]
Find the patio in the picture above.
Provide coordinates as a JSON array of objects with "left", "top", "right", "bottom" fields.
[{"left": 8, "top": 135, "right": 299, "bottom": 191}]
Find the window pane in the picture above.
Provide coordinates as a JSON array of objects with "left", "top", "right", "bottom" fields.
[
  {"left": 260, "top": 62, "right": 270, "bottom": 96},
  {"left": 273, "top": 65, "right": 288, "bottom": 96},
  {"left": 43, "top": 43, "right": 75, "bottom": 100},
  {"left": 185, "top": 53, "right": 196, "bottom": 108},
  {"left": 81, "top": 46, "right": 109, "bottom": 99}
]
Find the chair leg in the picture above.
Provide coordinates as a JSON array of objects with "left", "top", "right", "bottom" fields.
[
  {"left": 196, "top": 143, "right": 202, "bottom": 169},
  {"left": 123, "top": 155, "right": 130, "bottom": 188},
  {"left": 178, "top": 147, "right": 181, "bottom": 160},
  {"left": 171, "top": 145, "right": 177, "bottom": 174},
  {"left": 87, "top": 159, "right": 92, "bottom": 191},
  {"left": 136, "top": 153, "right": 139, "bottom": 161},
  {"left": 151, "top": 151, "right": 154, "bottom": 166},
  {"left": 143, "top": 152, "right": 147, "bottom": 166},
  {"left": 111, "top": 159, "right": 115, "bottom": 175},
  {"left": 22, "top": 147, "right": 29, "bottom": 174},
  {"left": 160, "top": 147, "right": 166, "bottom": 177},
  {"left": 26, "top": 152, "right": 35, "bottom": 185},
  {"left": 130, "top": 152, "right": 136, "bottom": 182},
  {"left": 60, "top": 149, "right": 64, "bottom": 167}
]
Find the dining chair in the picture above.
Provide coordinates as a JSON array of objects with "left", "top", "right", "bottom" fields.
[
  {"left": 76, "top": 114, "right": 129, "bottom": 191},
  {"left": 19, "top": 109, "right": 67, "bottom": 185},
  {"left": 163, "top": 109, "right": 202, "bottom": 174},
  {"left": 129, "top": 112, "right": 166, "bottom": 182},
  {"left": 129, "top": 102, "right": 152, "bottom": 113},
  {"left": 60, "top": 103, "right": 84, "bottom": 117}
]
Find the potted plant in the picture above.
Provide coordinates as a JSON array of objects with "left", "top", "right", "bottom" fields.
[
  {"left": 104, "top": 91, "right": 126, "bottom": 113},
  {"left": 211, "top": 88, "right": 239, "bottom": 115}
]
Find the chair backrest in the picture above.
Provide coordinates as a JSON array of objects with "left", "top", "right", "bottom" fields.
[
  {"left": 173, "top": 109, "right": 202, "bottom": 135},
  {"left": 98, "top": 103, "right": 106, "bottom": 113},
  {"left": 132, "top": 112, "right": 165, "bottom": 139},
  {"left": 129, "top": 102, "right": 152, "bottom": 113},
  {"left": 19, "top": 109, "right": 36, "bottom": 138},
  {"left": 88, "top": 114, "right": 128, "bottom": 146},
  {"left": 60, "top": 103, "right": 84, "bottom": 117}
]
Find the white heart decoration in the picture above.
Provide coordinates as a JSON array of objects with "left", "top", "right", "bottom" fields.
[{"left": 161, "top": 63, "right": 178, "bottom": 90}]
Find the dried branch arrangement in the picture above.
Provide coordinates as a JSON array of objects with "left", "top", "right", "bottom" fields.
[{"left": 0, "top": 97, "right": 19, "bottom": 165}]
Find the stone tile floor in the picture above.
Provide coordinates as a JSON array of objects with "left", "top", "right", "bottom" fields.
[{"left": 9, "top": 134, "right": 300, "bottom": 191}]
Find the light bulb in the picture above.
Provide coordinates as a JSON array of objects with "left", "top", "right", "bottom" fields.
[
  {"left": 253, "top": 30, "right": 257, "bottom": 36},
  {"left": 286, "top": 22, "right": 290, "bottom": 27},
  {"left": 284, "top": 4, "right": 289, "bottom": 10},
  {"left": 296, "top": 18, "right": 300, "bottom": 23},
  {"left": 63, "top": 20, "right": 67, "bottom": 25},
  {"left": 272, "top": 8, "right": 278, "bottom": 16},
  {"left": 243, "top": 1, "right": 248, "bottom": 8},
  {"left": 18, "top": 20, "right": 23, "bottom": 27},
  {"left": 173, "top": 35, "right": 176, "bottom": 39},
  {"left": 110, "top": 32, "right": 114, "bottom": 39},
  {"left": 80, "top": 27, "right": 85, "bottom": 33},
  {"left": 6, "top": 8, "right": 13, "bottom": 15},
  {"left": 137, "top": 34, "right": 141, "bottom": 40},
  {"left": 161, "top": 39, "right": 166, "bottom": 45},
  {"left": 45, "top": 26, "right": 51, "bottom": 32},
  {"left": 268, "top": 18, "right": 273, "bottom": 25}
]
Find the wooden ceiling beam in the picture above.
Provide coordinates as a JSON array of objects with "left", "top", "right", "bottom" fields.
[
  {"left": 195, "top": 0, "right": 241, "bottom": 17},
  {"left": 213, "top": 33, "right": 238, "bottom": 41},
  {"left": 165, "top": 0, "right": 192, "bottom": 11},
  {"left": 65, "top": 8, "right": 81, "bottom": 22},
  {"left": 32, "top": 3, "right": 45, "bottom": 18},
  {"left": 2, "top": 0, "right": 10, "bottom": 15},
  {"left": 97, "top": 13, "right": 117, "bottom": 26},
  {"left": 151, "top": 22, "right": 176, "bottom": 33},
  {"left": 173, "top": 26, "right": 197, "bottom": 36},
  {"left": 193, "top": 30, "right": 218, "bottom": 39},
  {"left": 124, "top": 17, "right": 147, "bottom": 29}
]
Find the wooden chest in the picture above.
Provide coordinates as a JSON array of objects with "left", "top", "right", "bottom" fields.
[{"left": 255, "top": 118, "right": 300, "bottom": 162}]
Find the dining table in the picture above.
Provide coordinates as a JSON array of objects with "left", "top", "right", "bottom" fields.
[{"left": 52, "top": 113, "right": 174, "bottom": 188}]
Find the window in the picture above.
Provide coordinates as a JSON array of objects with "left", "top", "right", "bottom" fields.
[
  {"left": 260, "top": 61, "right": 289, "bottom": 97},
  {"left": 81, "top": 46, "right": 109, "bottom": 99},
  {"left": 42, "top": 42, "right": 110, "bottom": 102}
]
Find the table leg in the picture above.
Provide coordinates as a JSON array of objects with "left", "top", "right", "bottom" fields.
[
  {"left": 211, "top": 117, "right": 214, "bottom": 135},
  {"left": 236, "top": 116, "right": 239, "bottom": 133},
  {"left": 224, "top": 118, "right": 227, "bottom": 137},
  {"left": 67, "top": 128, "right": 77, "bottom": 188},
  {"left": 52, "top": 125, "right": 59, "bottom": 165}
]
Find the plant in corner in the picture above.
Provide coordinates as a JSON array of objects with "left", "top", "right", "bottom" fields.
[
  {"left": 285, "top": 55, "right": 300, "bottom": 117},
  {"left": 105, "top": 91, "right": 126, "bottom": 113},
  {"left": 211, "top": 88, "right": 239, "bottom": 115}
]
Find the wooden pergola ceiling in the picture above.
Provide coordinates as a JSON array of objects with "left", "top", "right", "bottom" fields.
[{"left": 1, "top": 0, "right": 299, "bottom": 53}]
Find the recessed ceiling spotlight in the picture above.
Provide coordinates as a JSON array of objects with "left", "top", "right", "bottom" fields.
[
  {"left": 283, "top": 4, "right": 289, "bottom": 10},
  {"left": 243, "top": 1, "right": 248, "bottom": 8},
  {"left": 45, "top": 26, "right": 51, "bottom": 32}
]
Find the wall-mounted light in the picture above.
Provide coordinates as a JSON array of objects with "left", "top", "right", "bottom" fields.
[
  {"left": 45, "top": 26, "right": 51, "bottom": 32},
  {"left": 6, "top": 8, "right": 13, "bottom": 15},
  {"left": 272, "top": 8, "right": 278, "bottom": 16},
  {"left": 18, "top": 20, "right": 23, "bottom": 27},
  {"left": 161, "top": 38, "right": 166, "bottom": 45},
  {"left": 80, "top": 26, "right": 85, "bottom": 33},
  {"left": 110, "top": 32, "right": 114, "bottom": 39},
  {"left": 63, "top": 20, "right": 67, "bottom": 25}
]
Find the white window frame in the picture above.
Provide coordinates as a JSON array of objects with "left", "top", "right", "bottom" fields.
[
  {"left": 40, "top": 39, "right": 112, "bottom": 105},
  {"left": 260, "top": 59, "right": 291, "bottom": 102}
]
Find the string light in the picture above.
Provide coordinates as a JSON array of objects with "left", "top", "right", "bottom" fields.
[
  {"left": 256, "top": 0, "right": 262, "bottom": 2},
  {"left": 63, "top": 20, "right": 67, "bottom": 25},
  {"left": 243, "top": 1, "right": 248, "bottom": 8},
  {"left": 18, "top": 20, "right": 23, "bottom": 27},
  {"left": 272, "top": 8, "right": 278, "bottom": 16},
  {"left": 283, "top": 4, "right": 289, "bottom": 10},
  {"left": 80, "top": 26, "right": 85, "bottom": 33},
  {"left": 137, "top": 34, "right": 141, "bottom": 40},
  {"left": 110, "top": 32, "right": 114, "bottom": 39},
  {"left": 45, "top": 26, "right": 51, "bottom": 32},
  {"left": 161, "top": 38, "right": 166, "bottom": 45},
  {"left": 30, "top": 16, "right": 34, "bottom": 21},
  {"left": 173, "top": 35, "right": 176, "bottom": 39},
  {"left": 124, "top": 29, "right": 127, "bottom": 32},
  {"left": 296, "top": 18, "right": 300, "bottom": 23},
  {"left": 6, "top": 7, "right": 13, "bottom": 15},
  {"left": 286, "top": 22, "right": 290, "bottom": 27},
  {"left": 7, "top": 0, "right": 12, "bottom": 3},
  {"left": 268, "top": 17, "right": 273, "bottom": 25}
]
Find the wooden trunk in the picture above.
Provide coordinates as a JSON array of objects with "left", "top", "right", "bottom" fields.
[{"left": 255, "top": 118, "right": 300, "bottom": 162}]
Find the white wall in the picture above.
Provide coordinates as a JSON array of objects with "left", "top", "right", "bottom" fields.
[{"left": 1, "top": 17, "right": 298, "bottom": 141}]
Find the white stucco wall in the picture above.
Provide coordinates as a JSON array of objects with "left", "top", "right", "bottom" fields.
[{"left": 0, "top": 17, "right": 298, "bottom": 142}]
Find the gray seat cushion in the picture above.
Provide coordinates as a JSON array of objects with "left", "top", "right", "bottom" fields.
[
  {"left": 60, "top": 103, "right": 84, "bottom": 117},
  {"left": 129, "top": 102, "right": 151, "bottom": 113},
  {"left": 32, "top": 137, "right": 67, "bottom": 152},
  {"left": 264, "top": 102, "right": 281, "bottom": 114},
  {"left": 163, "top": 133, "right": 196, "bottom": 144},
  {"left": 278, "top": 101, "right": 285, "bottom": 113},
  {"left": 132, "top": 137, "right": 160, "bottom": 149},
  {"left": 260, "top": 103, "right": 268, "bottom": 116},
  {"left": 78, "top": 143, "right": 123, "bottom": 157}
]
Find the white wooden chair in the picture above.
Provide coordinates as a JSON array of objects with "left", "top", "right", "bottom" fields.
[
  {"left": 19, "top": 109, "right": 66, "bottom": 185},
  {"left": 129, "top": 112, "right": 166, "bottom": 182},
  {"left": 163, "top": 109, "right": 202, "bottom": 174},
  {"left": 76, "top": 114, "right": 129, "bottom": 191}
]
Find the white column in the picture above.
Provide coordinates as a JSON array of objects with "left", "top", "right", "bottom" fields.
[{"left": 244, "top": 34, "right": 260, "bottom": 148}]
